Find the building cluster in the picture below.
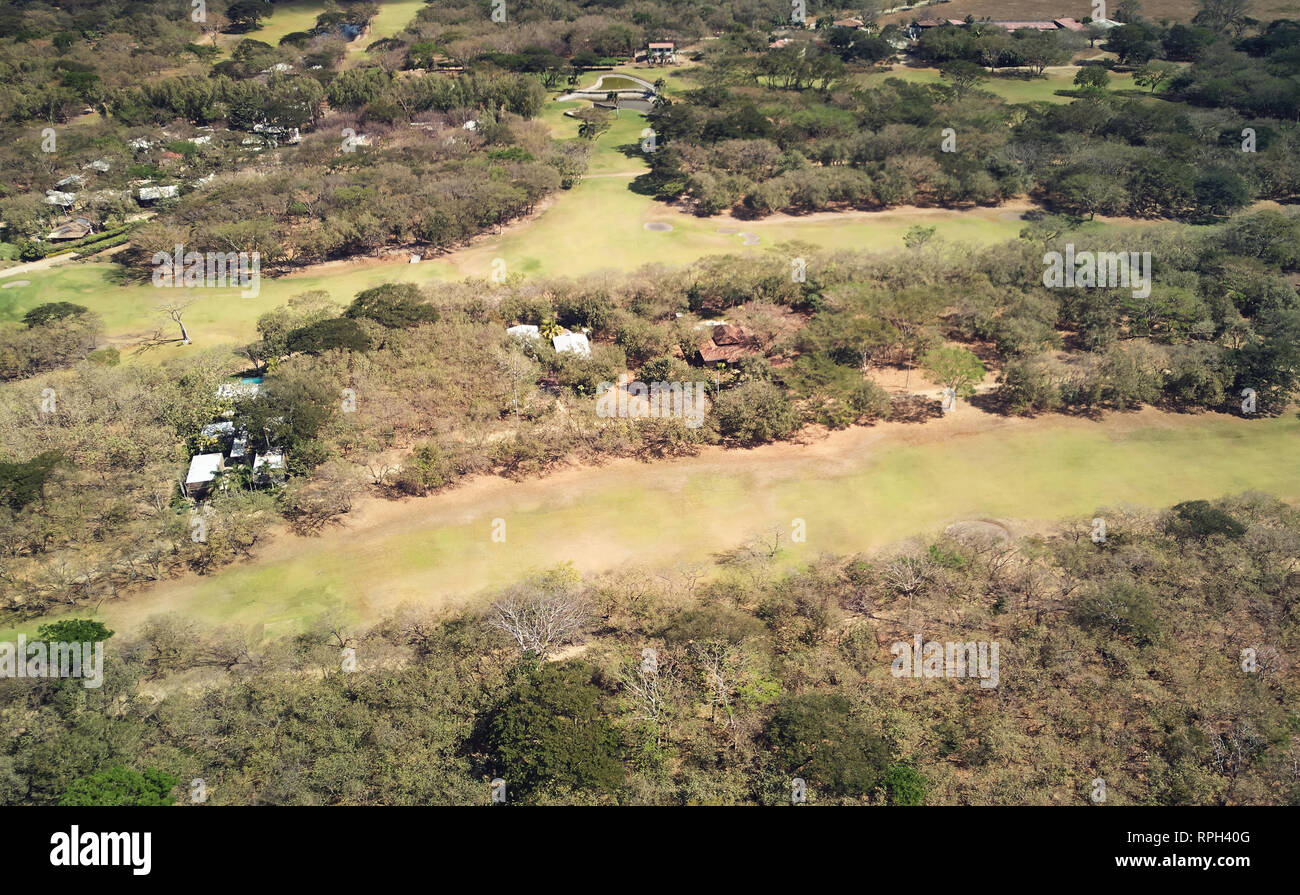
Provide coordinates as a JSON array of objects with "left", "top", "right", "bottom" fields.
[{"left": 184, "top": 381, "right": 286, "bottom": 499}]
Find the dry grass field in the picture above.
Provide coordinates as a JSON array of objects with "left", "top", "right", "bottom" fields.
[{"left": 878, "top": 0, "right": 1300, "bottom": 25}]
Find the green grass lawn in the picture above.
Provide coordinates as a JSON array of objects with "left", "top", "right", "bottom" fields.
[
  {"left": 214, "top": 0, "right": 422, "bottom": 61},
  {"left": 213, "top": 1, "right": 323, "bottom": 56},
  {"left": 0, "top": 89, "right": 1154, "bottom": 363},
  {"left": 348, "top": 0, "right": 424, "bottom": 60},
  {"left": 856, "top": 66, "right": 1140, "bottom": 104},
  {"left": 10, "top": 410, "right": 1297, "bottom": 640}
]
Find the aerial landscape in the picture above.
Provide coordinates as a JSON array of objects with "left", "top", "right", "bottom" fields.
[{"left": 0, "top": 0, "right": 1297, "bottom": 819}]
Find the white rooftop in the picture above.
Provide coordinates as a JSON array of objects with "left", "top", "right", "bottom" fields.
[
  {"left": 186, "top": 453, "right": 223, "bottom": 485},
  {"left": 254, "top": 452, "right": 284, "bottom": 471},
  {"left": 552, "top": 332, "right": 591, "bottom": 357},
  {"left": 216, "top": 382, "right": 259, "bottom": 400},
  {"left": 138, "top": 184, "right": 178, "bottom": 200},
  {"left": 200, "top": 421, "right": 235, "bottom": 439},
  {"left": 507, "top": 324, "right": 540, "bottom": 339}
]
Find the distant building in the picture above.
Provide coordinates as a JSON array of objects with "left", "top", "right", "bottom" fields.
[
  {"left": 553, "top": 331, "right": 591, "bottom": 357},
  {"left": 185, "top": 453, "right": 224, "bottom": 498},
  {"left": 647, "top": 41, "right": 676, "bottom": 64},
  {"left": 45, "top": 217, "right": 93, "bottom": 240},
  {"left": 45, "top": 190, "right": 77, "bottom": 207},
  {"left": 137, "top": 184, "right": 179, "bottom": 202},
  {"left": 507, "top": 324, "right": 540, "bottom": 340}
]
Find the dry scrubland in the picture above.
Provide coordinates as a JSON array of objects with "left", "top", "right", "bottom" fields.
[{"left": 880, "top": 1, "right": 1300, "bottom": 24}]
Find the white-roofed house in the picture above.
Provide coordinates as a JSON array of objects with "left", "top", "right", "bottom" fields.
[
  {"left": 552, "top": 331, "right": 591, "bottom": 357},
  {"left": 215, "top": 382, "right": 260, "bottom": 400},
  {"left": 253, "top": 452, "right": 286, "bottom": 486},
  {"left": 185, "top": 453, "right": 224, "bottom": 497},
  {"left": 137, "top": 184, "right": 179, "bottom": 202},
  {"left": 507, "top": 324, "right": 540, "bottom": 340},
  {"left": 200, "top": 421, "right": 235, "bottom": 440}
]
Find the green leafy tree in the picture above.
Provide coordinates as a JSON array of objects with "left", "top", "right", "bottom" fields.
[
  {"left": 765, "top": 693, "right": 893, "bottom": 796},
  {"left": 1193, "top": 166, "right": 1252, "bottom": 217},
  {"left": 59, "top": 767, "right": 178, "bottom": 806},
  {"left": 23, "top": 302, "right": 88, "bottom": 328},
  {"left": 344, "top": 284, "right": 440, "bottom": 328},
  {"left": 712, "top": 380, "right": 801, "bottom": 444},
  {"left": 938, "top": 61, "right": 986, "bottom": 100},
  {"left": 1073, "top": 67, "right": 1110, "bottom": 91},
  {"left": 884, "top": 764, "right": 927, "bottom": 805},
  {"left": 1134, "top": 61, "right": 1177, "bottom": 94},
  {"left": 0, "top": 451, "right": 65, "bottom": 511},
  {"left": 225, "top": 0, "right": 270, "bottom": 32},
  {"left": 1166, "top": 500, "right": 1247, "bottom": 540},
  {"left": 922, "top": 346, "right": 986, "bottom": 399},
  {"left": 285, "top": 317, "right": 372, "bottom": 354},
  {"left": 37, "top": 619, "right": 114, "bottom": 643},
  {"left": 483, "top": 661, "right": 623, "bottom": 800},
  {"left": 903, "top": 225, "right": 936, "bottom": 251}
]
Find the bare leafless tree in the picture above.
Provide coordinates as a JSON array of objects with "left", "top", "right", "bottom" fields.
[
  {"left": 692, "top": 639, "right": 741, "bottom": 728},
  {"left": 488, "top": 585, "right": 590, "bottom": 658},
  {"left": 161, "top": 300, "right": 192, "bottom": 344},
  {"left": 619, "top": 652, "right": 680, "bottom": 741},
  {"left": 883, "top": 554, "right": 931, "bottom": 598},
  {"left": 495, "top": 345, "right": 537, "bottom": 422}
]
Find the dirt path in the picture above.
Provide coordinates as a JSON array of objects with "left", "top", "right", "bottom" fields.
[{"left": 0, "top": 252, "right": 81, "bottom": 278}]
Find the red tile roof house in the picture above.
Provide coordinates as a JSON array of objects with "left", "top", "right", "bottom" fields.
[{"left": 646, "top": 41, "right": 676, "bottom": 63}]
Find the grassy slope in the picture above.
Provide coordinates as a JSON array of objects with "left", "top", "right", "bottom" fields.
[
  {"left": 2, "top": 98, "right": 1056, "bottom": 360},
  {"left": 212, "top": 1, "right": 322, "bottom": 56},
  {"left": 213, "top": 0, "right": 424, "bottom": 61},
  {"left": 879, "top": 0, "right": 1300, "bottom": 26},
  {"left": 347, "top": 0, "right": 425, "bottom": 61},
  {"left": 857, "top": 65, "right": 1141, "bottom": 104},
  {"left": 9, "top": 408, "right": 1298, "bottom": 640}
]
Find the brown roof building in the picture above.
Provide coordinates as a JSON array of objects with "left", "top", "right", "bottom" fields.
[{"left": 699, "top": 324, "right": 757, "bottom": 364}]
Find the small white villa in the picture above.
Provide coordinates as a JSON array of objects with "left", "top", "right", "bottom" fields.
[
  {"left": 553, "top": 332, "right": 591, "bottom": 357},
  {"left": 185, "top": 453, "right": 224, "bottom": 497},
  {"left": 253, "top": 452, "right": 286, "bottom": 486},
  {"left": 507, "top": 324, "right": 540, "bottom": 339}
]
